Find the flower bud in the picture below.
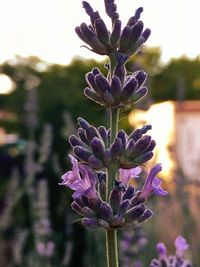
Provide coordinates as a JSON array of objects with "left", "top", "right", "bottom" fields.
[
  {"left": 82, "top": 206, "right": 95, "bottom": 217},
  {"left": 91, "top": 137, "right": 105, "bottom": 158},
  {"left": 138, "top": 209, "right": 153, "bottom": 223},
  {"left": 118, "top": 199, "right": 130, "bottom": 216},
  {"left": 110, "top": 187, "right": 122, "bottom": 214},
  {"left": 95, "top": 19, "right": 109, "bottom": 46},
  {"left": 69, "top": 135, "right": 83, "bottom": 147},
  {"left": 103, "top": 91, "right": 115, "bottom": 106},
  {"left": 142, "top": 28, "right": 151, "bottom": 41},
  {"left": 86, "top": 125, "right": 99, "bottom": 141},
  {"left": 110, "top": 137, "right": 123, "bottom": 159},
  {"left": 119, "top": 25, "right": 131, "bottom": 52},
  {"left": 88, "top": 155, "right": 104, "bottom": 169},
  {"left": 99, "top": 202, "right": 113, "bottom": 220},
  {"left": 135, "top": 70, "right": 147, "bottom": 88},
  {"left": 114, "top": 64, "right": 126, "bottom": 84},
  {"left": 80, "top": 23, "right": 95, "bottom": 44},
  {"left": 133, "top": 135, "right": 152, "bottom": 155},
  {"left": 82, "top": 1, "right": 93, "bottom": 17},
  {"left": 109, "top": 20, "right": 121, "bottom": 48},
  {"left": 82, "top": 218, "right": 99, "bottom": 228},
  {"left": 129, "top": 129, "right": 142, "bottom": 142},
  {"left": 73, "top": 146, "right": 92, "bottom": 161},
  {"left": 143, "top": 139, "right": 156, "bottom": 153},
  {"left": 110, "top": 76, "right": 122, "bottom": 102},
  {"left": 129, "top": 21, "right": 144, "bottom": 46},
  {"left": 84, "top": 87, "right": 102, "bottom": 104},
  {"left": 77, "top": 128, "right": 90, "bottom": 145},
  {"left": 78, "top": 117, "right": 90, "bottom": 131},
  {"left": 92, "top": 67, "right": 101, "bottom": 75},
  {"left": 117, "top": 130, "right": 127, "bottom": 151},
  {"left": 85, "top": 72, "right": 99, "bottom": 92},
  {"left": 134, "top": 151, "right": 153, "bottom": 165},
  {"left": 140, "top": 124, "right": 152, "bottom": 134},
  {"left": 132, "top": 87, "right": 148, "bottom": 103},
  {"left": 105, "top": 0, "right": 119, "bottom": 21},
  {"left": 75, "top": 26, "right": 88, "bottom": 44},
  {"left": 121, "top": 77, "right": 138, "bottom": 101},
  {"left": 98, "top": 126, "right": 109, "bottom": 146},
  {"left": 103, "top": 149, "right": 112, "bottom": 165},
  {"left": 95, "top": 74, "right": 110, "bottom": 94},
  {"left": 125, "top": 139, "right": 135, "bottom": 157},
  {"left": 127, "top": 7, "right": 143, "bottom": 27},
  {"left": 122, "top": 186, "right": 135, "bottom": 200},
  {"left": 125, "top": 203, "right": 146, "bottom": 222}
]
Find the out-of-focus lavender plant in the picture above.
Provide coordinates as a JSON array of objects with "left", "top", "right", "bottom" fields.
[
  {"left": 13, "top": 229, "right": 28, "bottom": 266},
  {"left": 150, "top": 236, "right": 192, "bottom": 267},
  {"left": 60, "top": 1, "right": 168, "bottom": 267},
  {"left": 120, "top": 227, "right": 147, "bottom": 267},
  {"left": 34, "top": 179, "right": 55, "bottom": 262},
  {"left": 0, "top": 168, "right": 20, "bottom": 231}
]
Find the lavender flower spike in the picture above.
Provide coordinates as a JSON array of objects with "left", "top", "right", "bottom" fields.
[
  {"left": 175, "top": 236, "right": 189, "bottom": 257},
  {"left": 59, "top": 155, "right": 97, "bottom": 199},
  {"left": 140, "top": 164, "right": 168, "bottom": 199},
  {"left": 119, "top": 166, "right": 142, "bottom": 186}
]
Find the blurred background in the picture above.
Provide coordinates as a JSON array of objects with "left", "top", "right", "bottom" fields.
[{"left": 0, "top": 0, "right": 200, "bottom": 266}]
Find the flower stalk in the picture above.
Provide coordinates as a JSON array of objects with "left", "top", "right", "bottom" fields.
[
  {"left": 59, "top": 1, "right": 169, "bottom": 267},
  {"left": 106, "top": 230, "right": 119, "bottom": 267}
]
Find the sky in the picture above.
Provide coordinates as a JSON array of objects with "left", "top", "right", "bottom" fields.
[{"left": 0, "top": 0, "right": 200, "bottom": 65}]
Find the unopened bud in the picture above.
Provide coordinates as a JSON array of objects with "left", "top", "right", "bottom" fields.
[
  {"left": 88, "top": 155, "right": 104, "bottom": 169},
  {"left": 122, "top": 186, "right": 135, "bottom": 200},
  {"left": 99, "top": 202, "right": 113, "bottom": 220},
  {"left": 73, "top": 146, "right": 92, "bottom": 161},
  {"left": 110, "top": 188, "right": 122, "bottom": 214},
  {"left": 91, "top": 137, "right": 105, "bottom": 158},
  {"left": 95, "top": 19, "right": 109, "bottom": 46},
  {"left": 138, "top": 209, "right": 153, "bottom": 223},
  {"left": 82, "top": 218, "right": 99, "bottom": 228},
  {"left": 125, "top": 203, "right": 146, "bottom": 222}
]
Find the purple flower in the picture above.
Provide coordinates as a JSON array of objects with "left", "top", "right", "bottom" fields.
[
  {"left": 156, "top": 242, "right": 167, "bottom": 259},
  {"left": 119, "top": 166, "right": 142, "bottom": 186},
  {"left": 140, "top": 164, "right": 168, "bottom": 199},
  {"left": 175, "top": 236, "right": 189, "bottom": 257},
  {"left": 59, "top": 155, "right": 97, "bottom": 199}
]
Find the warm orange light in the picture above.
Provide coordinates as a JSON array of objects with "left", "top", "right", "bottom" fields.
[
  {"left": 128, "top": 101, "right": 176, "bottom": 181},
  {"left": 0, "top": 74, "right": 16, "bottom": 94}
]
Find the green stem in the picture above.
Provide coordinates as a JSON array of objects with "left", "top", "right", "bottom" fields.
[
  {"left": 106, "top": 107, "right": 119, "bottom": 201},
  {"left": 105, "top": 54, "right": 120, "bottom": 267},
  {"left": 106, "top": 230, "right": 119, "bottom": 267},
  {"left": 109, "top": 108, "right": 119, "bottom": 143},
  {"left": 105, "top": 108, "right": 119, "bottom": 267}
]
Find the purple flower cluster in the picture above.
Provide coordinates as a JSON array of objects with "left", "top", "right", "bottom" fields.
[
  {"left": 69, "top": 117, "right": 155, "bottom": 170},
  {"left": 150, "top": 236, "right": 192, "bottom": 267},
  {"left": 85, "top": 66, "right": 148, "bottom": 108},
  {"left": 60, "top": 156, "right": 167, "bottom": 230},
  {"left": 75, "top": 1, "right": 150, "bottom": 57}
]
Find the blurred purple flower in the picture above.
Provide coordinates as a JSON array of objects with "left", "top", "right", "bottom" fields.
[
  {"left": 175, "top": 236, "right": 189, "bottom": 257},
  {"left": 156, "top": 242, "right": 167, "bottom": 259},
  {"left": 119, "top": 166, "right": 142, "bottom": 186},
  {"left": 36, "top": 241, "right": 55, "bottom": 257},
  {"left": 140, "top": 164, "right": 168, "bottom": 199},
  {"left": 59, "top": 155, "right": 97, "bottom": 199}
]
